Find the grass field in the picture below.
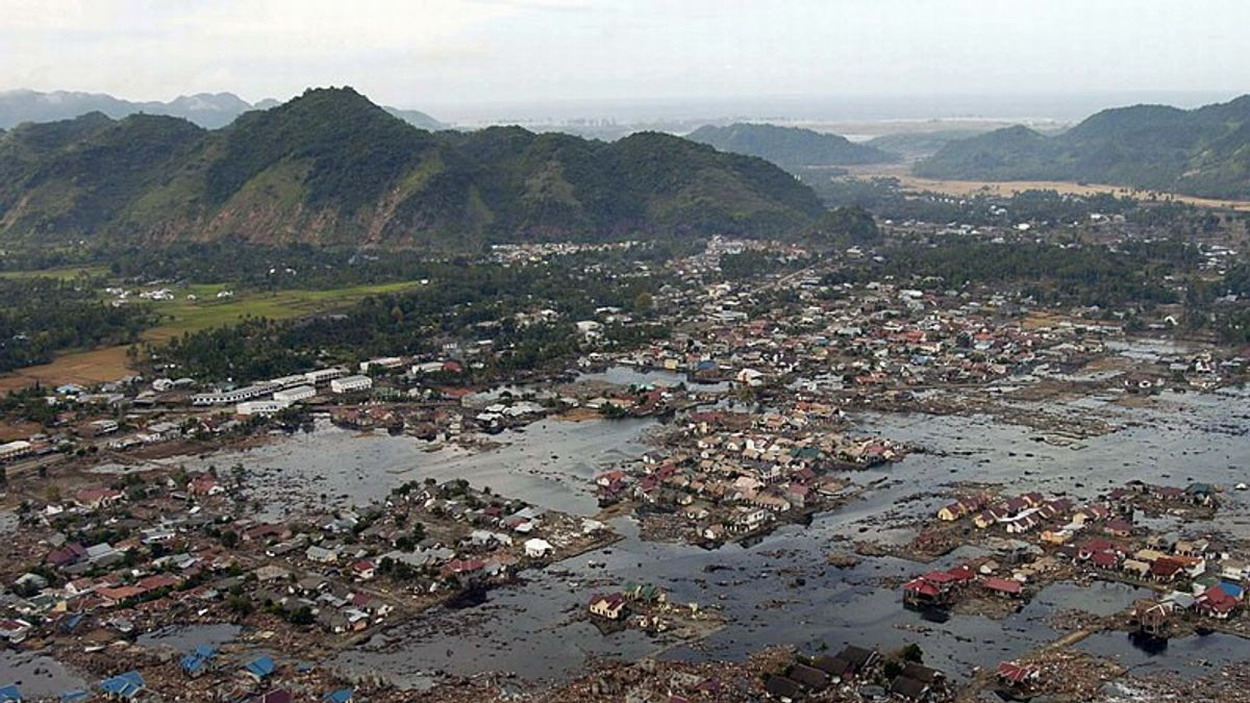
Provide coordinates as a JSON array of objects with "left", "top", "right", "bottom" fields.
[
  {"left": 141, "top": 280, "right": 426, "bottom": 343},
  {"left": 0, "top": 345, "right": 135, "bottom": 394},
  {"left": 0, "top": 265, "right": 110, "bottom": 280},
  {"left": 0, "top": 278, "right": 429, "bottom": 389}
]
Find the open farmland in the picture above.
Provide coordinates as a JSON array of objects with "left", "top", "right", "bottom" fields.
[{"left": 847, "top": 164, "right": 1250, "bottom": 211}]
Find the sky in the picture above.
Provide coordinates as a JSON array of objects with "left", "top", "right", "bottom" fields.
[{"left": 2, "top": 0, "right": 1248, "bottom": 121}]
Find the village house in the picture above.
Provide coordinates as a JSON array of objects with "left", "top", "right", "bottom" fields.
[{"left": 588, "top": 593, "right": 628, "bottom": 620}]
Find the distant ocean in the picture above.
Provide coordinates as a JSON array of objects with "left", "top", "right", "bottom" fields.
[{"left": 427, "top": 90, "right": 1237, "bottom": 127}]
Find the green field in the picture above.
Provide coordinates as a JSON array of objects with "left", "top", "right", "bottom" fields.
[
  {"left": 142, "top": 280, "right": 426, "bottom": 342},
  {"left": 0, "top": 265, "right": 109, "bottom": 280}
]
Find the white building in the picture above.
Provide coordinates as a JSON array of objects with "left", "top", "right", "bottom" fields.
[
  {"left": 0, "top": 440, "right": 33, "bottom": 463},
  {"left": 191, "top": 385, "right": 270, "bottom": 406},
  {"left": 267, "top": 374, "right": 310, "bottom": 390},
  {"left": 305, "top": 367, "right": 347, "bottom": 385},
  {"left": 273, "top": 386, "right": 316, "bottom": 404},
  {"left": 236, "top": 401, "right": 287, "bottom": 416},
  {"left": 330, "top": 375, "right": 373, "bottom": 394},
  {"left": 360, "top": 357, "right": 404, "bottom": 372},
  {"left": 524, "top": 538, "right": 554, "bottom": 558}
]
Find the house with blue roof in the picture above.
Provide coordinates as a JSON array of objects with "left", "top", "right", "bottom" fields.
[
  {"left": 98, "top": 671, "right": 144, "bottom": 700},
  {"left": 242, "top": 656, "right": 277, "bottom": 682},
  {"left": 180, "top": 644, "right": 217, "bottom": 678},
  {"left": 324, "top": 689, "right": 354, "bottom": 703},
  {"left": 0, "top": 684, "right": 22, "bottom": 702}
]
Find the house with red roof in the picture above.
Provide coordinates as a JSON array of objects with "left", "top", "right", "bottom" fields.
[
  {"left": 982, "top": 577, "right": 1023, "bottom": 597},
  {"left": 1197, "top": 589, "right": 1239, "bottom": 619}
]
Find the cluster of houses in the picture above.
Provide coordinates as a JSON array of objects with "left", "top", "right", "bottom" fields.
[
  {"left": 587, "top": 582, "right": 669, "bottom": 624},
  {"left": 607, "top": 270, "right": 1135, "bottom": 398},
  {"left": 598, "top": 410, "right": 901, "bottom": 544},
  {"left": 914, "top": 482, "right": 1248, "bottom": 630},
  {"left": 1, "top": 460, "right": 611, "bottom": 681},
  {"left": 763, "top": 645, "right": 949, "bottom": 702}
]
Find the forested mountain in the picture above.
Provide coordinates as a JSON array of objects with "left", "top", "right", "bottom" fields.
[
  {"left": 0, "top": 88, "right": 824, "bottom": 247},
  {"left": 916, "top": 95, "right": 1250, "bottom": 198},
  {"left": 687, "top": 123, "right": 896, "bottom": 169},
  {"left": 0, "top": 88, "right": 445, "bottom": 130}
]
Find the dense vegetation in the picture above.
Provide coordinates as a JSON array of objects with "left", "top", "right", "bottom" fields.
[
  {"left": 687, "top": 123, "right": 896, "bottom": 170},
  {"left": 916, "top": 95, "right": 1250, "bottom": 199},
  {"left": 157, "top": 260, "right": 665, "bottom": 382},
  {"left": 825, "top": 239, "right": 1197, "bottom": 310},
  {"left": 805, "top": 176, "right": 1229, "bottom": 232},
  {"left": 0, "top": 88, "right": 825, "bottom": 248},
  {"left": 0, "top": 277, "right": 154, "bottom": 372}
]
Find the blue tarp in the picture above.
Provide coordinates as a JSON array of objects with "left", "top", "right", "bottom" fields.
[
  {"left": 59, "top": 691, "right": 90, "bottom": 702},
  {"left": 1219, "top": 581, "right": 1245, "bottom": 599},
  {"left": 0, "top": 684, "right": 22, "bottom": 702},
  {"left": 324, "top": 690, "right": 354, "bottom": 703}
]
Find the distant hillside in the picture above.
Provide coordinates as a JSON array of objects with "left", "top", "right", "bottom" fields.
[
  {"left": 0, "top": 89, "right": 446, "bottom": 131},
  {"left": 865, "top": 130, "right": 989, "bottom": 160},
  {"left": 687, "top": 123, "right": 897, "bottom": 169},
  {"left": 0, "top": 88, "right": 824, "bottom": 247},
  {"left": 916, "top": 95, "right": 1250, "bottom": 199}
]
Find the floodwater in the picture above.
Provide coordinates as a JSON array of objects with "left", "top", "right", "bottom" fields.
[
  {"left": 323, "top": 379, "right": 1250, "bottom": 686},
  {"left": 136, "top": 623, "right": 241, "bottom": 651},
  {"left": 579, "top": 366, "right": 701, "bottom": 389},
  {"left": 171, "top": 415, "right": 658, "bottom": 519},
  {"left": 69, "top": 365, "right": 1250, "bottom": 687},
  {"left": 1080, "top": 630, "right": 1250, "bottom": 675},
  {"left": 0, "top": 651, "right": 88, "bottom": 700},
  {"left": 0, "top": 509, "right": 17, "bottom": 537}
]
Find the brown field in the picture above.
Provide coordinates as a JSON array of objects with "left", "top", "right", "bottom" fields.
[
  {"left": 0, "top": 345, "right": 135, "bottom": 394},
  {"left": 847, "top": 165, "right": 1250, "bottom": 212}
]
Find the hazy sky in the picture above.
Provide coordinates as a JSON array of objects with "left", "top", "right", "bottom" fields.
[{"left": 3, "top": 0, "right": 1248, "bottom": 117}]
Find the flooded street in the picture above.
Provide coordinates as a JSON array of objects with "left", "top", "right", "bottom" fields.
[
  {"left": 320, "top": 380, "right": 1250, "bottom": 686},
  {"left": 172, "top": 416, "right": 659, "bottom": 518},
  {"left": 0, "top": 652, "right": 87, "bottom": 701},
  {"left": 54, "top": 369, "right": 1250, "bottom": 690}
]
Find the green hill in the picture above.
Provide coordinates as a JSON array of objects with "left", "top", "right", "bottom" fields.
[
  {"left": 0, "top": 88, "right": 824, "bottom": 247},
  {"left": 916, "top": 95, "right": 1250, "bottom": 199},
  {"left": 687, "top": 123, "right": 896, "bottom": 170}
]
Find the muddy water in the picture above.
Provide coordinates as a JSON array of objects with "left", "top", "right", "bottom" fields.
[
  {"left": 136, "top": 623, "right": 241, "bottom": 651},
  {"left": 578, "top": 366, "right": 728, "bottom": 392},
  {"left": 120, "top": 368, "right": 1250, "bottom": 687},
  {"left": 323, "top": 383, "right": 1250, "bottom": 686},
  {"left": 1079, "top": 630, "right": 1250, "bottom": 673},
  {"left": 0, "top": 651, "right": 88, "bottom": 700},
  {"left": 172, "top": 416, "right": 658, "bottom": 519}
]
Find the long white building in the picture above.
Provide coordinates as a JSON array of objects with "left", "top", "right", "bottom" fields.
[
  {"left": 330, "top": 375, "right": 373, "bottom": 394},
  {"left": 273, "top": 386, "right": 316, "bottom": 404}
]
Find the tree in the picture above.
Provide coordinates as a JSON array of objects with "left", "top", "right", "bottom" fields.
[{"left": 818, "top": 205, "right": 880, "bottom": 244}]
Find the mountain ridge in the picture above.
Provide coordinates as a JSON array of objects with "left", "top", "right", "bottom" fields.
[
  {"left": 0, "top": 87, "right": 826, "bottom": 248},
  {"left": 0, "top": 88, "right": 446, "bottom": 131},
  {"left": 687, "top": 123, "right": 897, "bottom": 170},
  {"left": 916, "top": 95, "right": 1250, "bottom": 199}
]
